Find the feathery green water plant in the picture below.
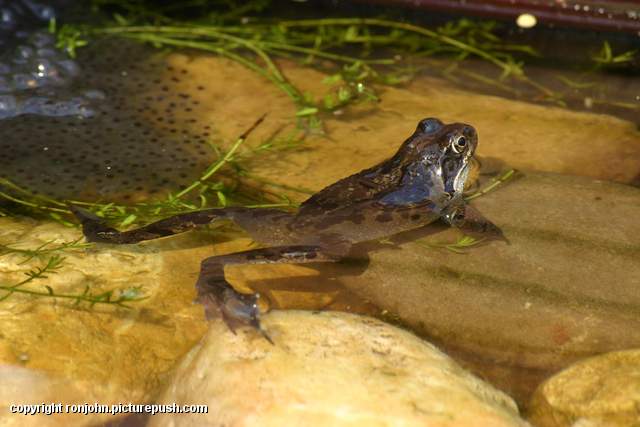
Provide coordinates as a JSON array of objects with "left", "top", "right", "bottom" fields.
[
  {"left": 54, "top": 1, "right": 558, "bottom": 128},
  {"left": 0, "top": 254, "right": 147, "bottom": 307},
  {"left": 592, "top": 41, "right": 637, "bottom": 68},
  {"left": 0, "top": 238, "right": 91, "bottom": 264},
  {"left": 56, "top": 1, "right": 639, "bottom": 127}
]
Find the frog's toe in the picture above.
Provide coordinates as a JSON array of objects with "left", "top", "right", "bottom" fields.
[
  {"left": 68, "top": 203, "right": 104, "bottom": 223},
  {"left": 496, "top": 231, "right": 511, "bottom": 245},
  {"left": 195, "top": 278, "right": 273, "bottom": 343}
]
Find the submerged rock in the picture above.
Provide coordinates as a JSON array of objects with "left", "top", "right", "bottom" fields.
[
  {"left": 332, "top": 172, "right": 640, "bottom": 403},
  {"left": 0, "top": 216, "right": 209, "bottom": 417},
  {"left": 150, "top": 310, "right": 529, "bottom": 427},
  {"left": 0, "top": 365, "right": 114, "bottom": 426},
  {"left": 528, "top": 349, "right": 640, "bottom": 427}
]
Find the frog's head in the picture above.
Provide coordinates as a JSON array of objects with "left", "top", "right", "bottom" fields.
[{"left": 399, "top": 118, "right": 477, "bottom": 200}]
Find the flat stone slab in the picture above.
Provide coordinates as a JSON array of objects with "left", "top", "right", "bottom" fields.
[{"left": 335, "top": 172, "right": 640, "bottom": 402}]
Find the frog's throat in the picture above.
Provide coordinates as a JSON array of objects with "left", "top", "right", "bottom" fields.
[{"left": 453, "top": 162, "right": 470, "bottom": 196}]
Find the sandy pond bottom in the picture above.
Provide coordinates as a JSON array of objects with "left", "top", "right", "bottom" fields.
[{"left": 0, "top": 53, "right": 639, "bottom": 426}]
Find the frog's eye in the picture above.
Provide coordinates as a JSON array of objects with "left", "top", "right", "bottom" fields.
[
  {"left": 452, "top": 135, "right": 467, "bottom": 154},
  {"left": 418, "top": 118, "right": 443, "bottom": 134}
]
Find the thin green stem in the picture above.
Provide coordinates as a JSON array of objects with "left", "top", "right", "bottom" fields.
[
  {"left": 465, "top": 169, "right": 516, "bottom": 201},
  {"left": 276, "top": 18, "right": 513, "bottom": 73},
  {"left": 174, "top": 114, "right": 266, "bottom": 199}
]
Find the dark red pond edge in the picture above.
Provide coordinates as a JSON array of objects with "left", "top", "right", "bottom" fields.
[{"left": 351, "top": 0, "right": 640, "bottom": 34}]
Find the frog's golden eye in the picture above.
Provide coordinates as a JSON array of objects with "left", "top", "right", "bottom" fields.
[{"left": 452, "top": 135, "right": 467, "bottom": 154}]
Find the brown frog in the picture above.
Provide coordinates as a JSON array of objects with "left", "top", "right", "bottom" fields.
[{"left": 71, "top": 118, "right": 505, "bottom": 341}]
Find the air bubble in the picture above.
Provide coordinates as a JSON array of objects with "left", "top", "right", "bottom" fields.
[{"left": 35, "top": 58, "right": 58, "bottom": 78}]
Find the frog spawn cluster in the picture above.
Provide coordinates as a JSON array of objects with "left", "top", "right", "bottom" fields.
[{"left": 0, "top": 40, "right": 218, "bottom": 202}]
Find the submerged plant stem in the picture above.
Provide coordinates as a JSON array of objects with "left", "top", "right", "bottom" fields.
[
  {"left": 276, "top": 18, "right": 514, "bottom": 74},
  {"left": 465, "top": 169, "right": 516, "bottom": 201},
  {"left": 174, "top": 114, "right": 266, "bottom": 199}
]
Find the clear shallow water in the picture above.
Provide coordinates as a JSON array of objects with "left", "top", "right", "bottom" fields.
[{"left": 0, "top": 2, "right": 639, "bottom": 425}]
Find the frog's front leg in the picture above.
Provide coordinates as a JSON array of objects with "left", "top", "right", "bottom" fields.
[
  {"left": 441, "top": 202, "right": 507, "bottom": 243},
  {"left": 195, "top": 244, "right": 350, "bottom": 343}
]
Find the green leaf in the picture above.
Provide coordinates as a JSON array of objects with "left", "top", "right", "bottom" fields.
[
  {"left": 337, "top": 87, "right": 351, "bottom": 102},
  {"left": 295, "top": 107, "right": 319, "bottom": 117},
  {"left": 344, "top": 25, "right": 358, "bottom": 41},
  {"left": 113, "top": 13, "right": 128, "bottom": 26},
  {"left": 216, "top": 191, "right": 227, "bottom": 206},
  {"left": 119, "top": 214, "right": 137, "bottom": 227},
  {"left": 48, "top": 17, "right": 56, "bottom": 34}
]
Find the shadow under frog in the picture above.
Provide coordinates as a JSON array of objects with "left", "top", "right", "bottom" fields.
[{"left": 71, "top": 118, "right": 506, "bottom": 341}]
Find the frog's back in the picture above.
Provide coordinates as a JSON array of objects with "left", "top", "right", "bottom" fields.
[{"left": 296, "top": 157, "right": 403, "bottom": 218}]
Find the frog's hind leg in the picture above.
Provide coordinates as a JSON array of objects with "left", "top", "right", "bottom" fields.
[
  {"left": 69, "top": 205, "right": 293, "bottom": 245},
  {"left": 195, "top": 244, "right": 350, "bottom": 342}
]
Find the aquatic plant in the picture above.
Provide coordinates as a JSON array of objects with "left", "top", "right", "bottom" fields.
[
  {"left": 592, "top": 41, "right": 637, "bottom": 68},
  {"left": 58, "top": 0, "right": 639, "bottom": 126},
  {"left": 0, "top": 250, "right": 146, "bottom": 308},
  {"left": 0, "top": 238, "right": 91, "bottom": 264},
  {"left": 49, "top": 0, "right": 566, "bottom": 130}
]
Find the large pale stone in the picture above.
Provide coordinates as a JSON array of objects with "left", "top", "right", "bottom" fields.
[
  {"left": 529, "top": 349, "right": 640, "bottom": 427},
  {"left": 150, "top": 310, "right": 529, "bottom": 427},
  {"left": 0, "top": 365, "right": 109, "bottom": 427}
]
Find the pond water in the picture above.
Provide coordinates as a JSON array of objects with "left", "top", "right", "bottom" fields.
[{"left": 0, "top": 1, "right": 639, "bottom": 426}]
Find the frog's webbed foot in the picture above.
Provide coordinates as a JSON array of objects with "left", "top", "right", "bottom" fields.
[
  {"left": 194, "top": 245, "right": 347, "bottom": 343},
  {"left": 197, "top": 281, "right": 274, "bottom": 344}
]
